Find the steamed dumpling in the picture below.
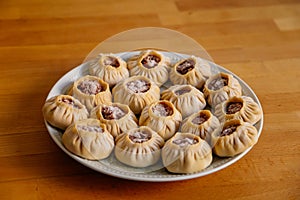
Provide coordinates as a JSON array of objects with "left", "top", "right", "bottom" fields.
[
  {"left": 211, "top": 119, "right": 258, "bottom": 157},
  {"left": 127, "top": 50, "right": 170, "bottom": 87},
  {"left": 214, "top": 96, "right": 262, "bottom": 125},
  {"left": 112, "top": 76, "right": 160, "bottom": 114},
  {"left": 69, "top": 75, "right": 112, "bottom": 111},
  {"left": 139, "top": 100, "right": 182, "bottom": 140},
  {"left": 203, "top": 72, "right": 242, "bottom": 107},
  {"left": 161, "top": 84, "right": 206, "bottom": 118},
  {"left": 90, "top": 102, "right": 138, "bottom": 137},
  {"left": 42, "top": 95, "right": 89, "bottom": 130},
  {"left": 62, "top": 118, "right": 114, "bottom": 160},
  {"left": 181, "top": 110, "right": 220, "bottom": 144},
  {"left": 114, "top": 126, "right": 165, "bottom": 167},
  {"left": 169, "top": 56, "right": 212, "bottom": 89},
  {"left": 162, "top": 132, "right": 212, "bottom": 173},
  {"left": 89, "top": 53, "right": 129, "bottom": 87}
]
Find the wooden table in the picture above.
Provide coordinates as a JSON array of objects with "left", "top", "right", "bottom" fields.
[{"left": 0, "top": 0, "right": 299, "bottom": 199}]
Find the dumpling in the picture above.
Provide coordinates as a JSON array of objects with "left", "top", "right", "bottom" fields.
[
  {"left": 114, "top": 126, "right": 165, "bottom": 168},
  {"left": 203, "top": 72, "right": 242, "bottom": 107},
  {"left": 139, "top": 100, "right": 182, "bottom": 140},
  {"left": 214, "top": 96, "right": 262, "bottom": 125},
  {"left": 42, "top": 95, "right": 89, "bottom": 130},
  {"left": 89, "top": 53, "right": 129, "bottom": 87},
  {"left": 69, "top": 75, "right": 112, "bottom": 111},
  {"left": 211, "top": 119, "right": 258, "bottom": 157},
  {"left": 169, "top": 56, "right": 212, "bottom": 89},
  {"left": 62, "top": 118, "right": 114, "bottom": 160},
  {"left": 162, "top": 132, "right": 212, "bottom": 174},
  {"left": 90, "top": 102, "right": 138, "bottom": 137},
  {"left": 181, "top": 110, "right": 220, "bottom": 144},
  {"left": 127, "top": 50, "right": 170, "bottom": 87},
  {"left": 112, "top": 76, "right": 160, "bottom": 114},
  {"left": 161, "top": 84, "right": 206, "bottom": 118}
]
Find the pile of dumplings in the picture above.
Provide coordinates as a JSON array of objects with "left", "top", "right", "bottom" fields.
[{"left": 42, "top": 50, "right": 262, "bottom": 174}]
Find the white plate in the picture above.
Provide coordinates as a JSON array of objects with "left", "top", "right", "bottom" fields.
[{"left": 44, "top": 51, "right": 263, "bottom": 182}]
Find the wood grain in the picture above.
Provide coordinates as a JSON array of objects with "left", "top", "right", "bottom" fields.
[{"left": 0, "top": 0, "right": 299, "bottom": 199}]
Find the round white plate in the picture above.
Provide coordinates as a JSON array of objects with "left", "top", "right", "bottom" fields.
[{"left": 44, "top": 51, "right": 263, "bottom": 182}]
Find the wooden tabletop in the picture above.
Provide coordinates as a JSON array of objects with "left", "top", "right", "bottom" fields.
[{"left": 0, "top": 0, "right": 299, "bottom": 199}]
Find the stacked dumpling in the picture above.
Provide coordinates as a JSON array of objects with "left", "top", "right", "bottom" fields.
[{"left": 42, "top": 50, "right": 262, "bottom": 174}]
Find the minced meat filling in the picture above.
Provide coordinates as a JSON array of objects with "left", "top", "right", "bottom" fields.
[
  {"left": 77, "top": 80, "right": 102, "bottom": 95},
  {"left": 129, "top": 131, "right": 151, "bottom": 143},
  {"left": 61, "top": 97, "right": 81, "bottom": 109},
  {"left": 192, "top": 113, "right": 209, "bottom": 125},
  {"left": 101, "top": 106, "right": 126, "bottom": 120},
  {"left": 208, "top": 77, "right": 228, "bottom": 91},
  {"left": 226, "top": 102, "right": 243, "bottom": 114},
  {"left": 176, "top": 59, "right": 195, "bottom": 75},
  {"left": 175, "top": 87, "right": 191, "bottom": 96},
  {"left": 126, "top": 80, "right": 150, "bottom": 93},
  {"left": 173, "top": 137, "right": 198, "bottom": 147},
  {"left": 220, "top": 124, "right": 239, "bottom": 137},
  {"left": 77, "top": 125, "right": 103, "bottom": 133},
  {"left": 152, "top": 102, "right": 173, "bottom": 117},
  {"left": 104, "top": 56, "right": 120, "bottom": 68},
  {"left": 141, "top": 54, "right": 161, "bottom": 68}
]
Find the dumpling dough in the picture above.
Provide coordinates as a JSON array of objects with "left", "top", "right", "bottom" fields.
[
  {"left": 112, "top": 76, "right": 160, "bottom": 114},
  {"left": 161, "top": 84, "right": 206, "bottom": 118},
  {"left": 127, "top": 50, "right": 170, "bottom": 87},
  {"left": 139, "top": 100, "right": 182, "bottom": 140},
  {"left": 62, "top": 118, "right": 114, "bottom": 160},
  {"left": 69, "top": 75, "right": 112, "bottom": 111},
  {"left": 89, "top": 53, "right": 129, "bottom": 87},
  {"left": 90, "top": 102, "right": 138, "bottom": 137},
  {"left": 162, "top": 132, "right": 212, "bottom": 174},
  {"left": 211, "top": 119, "right": 258, "bottom": 157},
  {"left": 42, "top": 95, "right": 89, "bottom": 130},
  {"left": 114, "top": 126, "right": 165, "bottom": 167},
  {"left": 214, "top": 96, "right": 262, "bottom": 125},
  {"left": 203, "top": 72, "right": 242, "bottom": 106},
  {"left": 169, "top": 56, "right": 212, "bottom": 89},
  {"left": 181, "top": 110, "right": 220, "bottom": 144}
]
